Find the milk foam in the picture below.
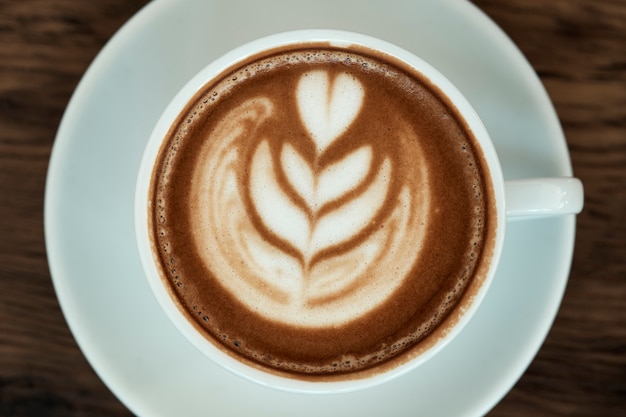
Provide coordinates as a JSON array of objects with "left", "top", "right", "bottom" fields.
[{"left": 187, "top": 70, "right": 432, "bottom": 327}]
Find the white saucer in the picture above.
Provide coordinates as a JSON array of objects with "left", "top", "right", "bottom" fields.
[{"left": 45, "top": 0, "right": 576, "bottom": 415}]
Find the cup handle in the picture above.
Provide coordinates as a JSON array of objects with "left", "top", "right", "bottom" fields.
[{"left": 504, "top": 177, "right": 584, "bottom": 221}]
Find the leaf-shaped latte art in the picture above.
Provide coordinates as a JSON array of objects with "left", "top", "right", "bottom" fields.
[
  {"left": 297, "top": 70, "right": 364, "bottom": 156},
  {"left": 184, "top": 63, "right": 436, "bottom": 330}
]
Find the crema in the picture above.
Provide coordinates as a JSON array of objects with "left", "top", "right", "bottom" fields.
[{"left": 148, "top": 44, "right": 495, "bottom": 379}]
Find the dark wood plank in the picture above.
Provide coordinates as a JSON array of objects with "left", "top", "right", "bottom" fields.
[
  {"left": 473, "top": 1, "right": 626, "bottom": 416},
  {"left": 0, "top": 1, "right": 148, "bottom": 415},
  {"left": 1, "top": 0, "right": 624, "bottom": 416}
]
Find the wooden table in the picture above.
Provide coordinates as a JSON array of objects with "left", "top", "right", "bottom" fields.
[{"left": 1, "top": 1, "right": 624, "bottom": 415}]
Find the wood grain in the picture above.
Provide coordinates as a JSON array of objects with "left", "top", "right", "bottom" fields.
[
  {"left": 473, "top": 1, "right": 626, "bottom": 416},
  {"left": 0, "top": 0, "right": 624, "bottom": 416},
  {"left": 0, "top": 2, "right": 149, "bottom": 415}
]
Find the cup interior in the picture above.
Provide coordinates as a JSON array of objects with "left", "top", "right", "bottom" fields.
[{"left": 135, "top": 29, "right": 507, "bottom": 394}]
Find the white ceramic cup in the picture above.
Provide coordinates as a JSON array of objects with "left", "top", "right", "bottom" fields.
[{"left": 135, "top": 29, "right": 583, "bottom": 394}]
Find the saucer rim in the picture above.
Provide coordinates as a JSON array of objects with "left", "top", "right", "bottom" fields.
[{"left": 44, "top": 0, "right": 576, "bottom": 416}]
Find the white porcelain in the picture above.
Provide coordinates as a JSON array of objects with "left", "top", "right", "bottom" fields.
[
  {"left": 505, "top": 177, "right": 583, "bottom": 220},
  {"left": 45, "top": 0, "right": 579, "bottom": 415}
]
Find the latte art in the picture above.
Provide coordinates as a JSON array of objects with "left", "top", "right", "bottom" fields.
[
  {"left": 150, "top": 45, "right": 494, "bottom": 378},
  {"left": 190, "top": 69, "right": 430, "bottom": 327}
]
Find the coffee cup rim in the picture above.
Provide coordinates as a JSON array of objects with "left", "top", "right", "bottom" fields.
[{"left": 134, "top": 29, "right": 506, "bottom": 394}]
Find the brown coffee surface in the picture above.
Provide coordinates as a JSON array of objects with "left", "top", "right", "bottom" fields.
[{"left": 148, "top": 44, "right": 496, "bottom": 380}]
